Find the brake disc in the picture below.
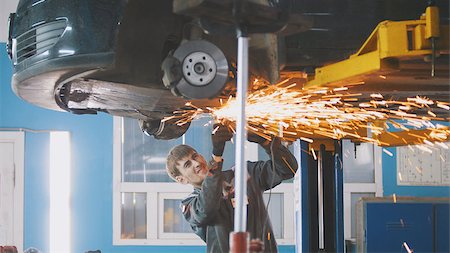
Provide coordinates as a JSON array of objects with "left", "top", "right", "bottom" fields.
[{"left": 172, "top": 40, "right": 229, "bottom": 99}]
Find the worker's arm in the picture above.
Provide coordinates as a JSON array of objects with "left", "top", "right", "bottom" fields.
[
  {"left": 181, "top": 160, "right": 224, "bottom": 227},
  {"left": 248, "top": 136, "right": 298, "bottom": 191}
]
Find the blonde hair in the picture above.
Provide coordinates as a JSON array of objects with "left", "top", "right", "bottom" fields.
[{"left": 166, "top": 145, "right": 196, "bottom": 181}]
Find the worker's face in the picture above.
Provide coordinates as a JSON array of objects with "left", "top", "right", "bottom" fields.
[{"left": 175, "top": 151, "right": 208, "bottom": 188}]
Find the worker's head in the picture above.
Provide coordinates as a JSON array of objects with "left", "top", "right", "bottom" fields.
[{"left": 166, "top": 144, "right": 208, "bottom": 188}]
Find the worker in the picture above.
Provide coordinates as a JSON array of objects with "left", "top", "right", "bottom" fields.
[{"left": 165, "top": 123, "right": 298, "bottom": 253}]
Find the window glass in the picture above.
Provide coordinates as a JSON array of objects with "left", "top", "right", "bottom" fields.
[
  {"left": 122, "top": 116, "right": 236, "bottom": 183},
  {"left": 121, "top": 192, "right": 147, "bottom": 239},
  {"left": 263, "top": 193, "right": 284, "bottom": 238},
  {"left": 343, "top": 140, "right": 375, "bottom": 183},
  {"left": 163, "top": 199, "right": 193, "bottom": 233},
  {"left": 122, "top": 118, "right": 180, "bottom": 182}
]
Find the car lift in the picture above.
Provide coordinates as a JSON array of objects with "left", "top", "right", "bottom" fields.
[
  {"left": 175, "top": 1, "right": 448, "bottom": 253},
  {"left": 296, "top": 4, "right": 449, "bottom": 253},
  {"left": 294, "top": 140, "right": 344, "bottom": 253}
]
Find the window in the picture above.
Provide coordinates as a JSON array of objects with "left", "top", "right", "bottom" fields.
[
  {"left": 342, "top": 140, "right": 383, "bottom": 242},
  {"left": 113, "top": 116, "right": 295, "bottom": 245}
]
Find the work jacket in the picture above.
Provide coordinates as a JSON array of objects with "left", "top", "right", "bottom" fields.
[{"left": 181, "top": 141, "right": 298, "bottom": 253}]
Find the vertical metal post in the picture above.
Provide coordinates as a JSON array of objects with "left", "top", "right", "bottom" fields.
[
  {"left": 234, "top": 35, "right": 249, "bottom": 233},
  {"left": 308, "top": 149, "right": 319, "bottom": 252},
  {"left": 294, "top": 140, "right": 302, "bottom": 253},
  {"left": 425, "top": 4, "right": 440, "bottom": 77},
  {"left": 334, "top": 141, "right": 344, "bottom": 253},
  {"left": 318, "top": 145, "right": 325, "bottom": 250},
  {"left": 431, "top": 37, "right": 436, "bottom": 77},
  {"left": 323, "top": 145, "right": 337, "bottom": 252}
]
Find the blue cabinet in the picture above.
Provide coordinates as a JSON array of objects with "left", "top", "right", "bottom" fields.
[
  {"left": 366, "top": 203, "right": 433, "bottom": 252},
  {"left": 435, "top": 204, "right": 450, "bottom": 253},
  {"left": 357, "top": 198, "right": 450, "bottom": 253}
]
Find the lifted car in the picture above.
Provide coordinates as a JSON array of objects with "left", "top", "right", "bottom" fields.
[{"left": 7, "top": 0, "right": 449, "bottom": 139}]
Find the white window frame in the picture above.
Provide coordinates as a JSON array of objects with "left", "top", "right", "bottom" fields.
[
  {"left": 266, "top": 183, "right": 295, "bottom": 245},
  {"left": 157, "top": 192, "right": 200, "bottom": 240},
  {"left": 0, "top": 131, "right": 25, "bottom": 253},
  {"left": 343, "top": 143, "right": 383, "bottom": 240},
  {"left": 113, "top": 117, "right": 295, "bottom": 245}
]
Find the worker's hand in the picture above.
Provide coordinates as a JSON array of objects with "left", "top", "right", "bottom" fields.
[{"left": 211, "top": 123, "right": 233, "bottom": 156}]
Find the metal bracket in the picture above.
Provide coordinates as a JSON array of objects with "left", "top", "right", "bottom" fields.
[{"left": 304, "top": 6, "right": 449, "bottom": 89}]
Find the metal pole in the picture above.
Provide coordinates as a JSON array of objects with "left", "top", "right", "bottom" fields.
[
  {"left": 334, "top": 140, "right": 344, "bottom": 253},
  {"left": 234, "top": 35, "right": 249, "bottom": 232},
  {"left": 294, "top": 140, "right": 302, "bottom": 253},
  {"left": 431, "top": 37, "right": 436, "bottom": 77},
  {"left": 318, "top": 145, "right": 325, "bottom": 249}
]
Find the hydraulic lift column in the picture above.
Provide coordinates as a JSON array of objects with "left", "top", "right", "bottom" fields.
[{"left": 297, "top": 141, "right": 344, "bottom": 253}]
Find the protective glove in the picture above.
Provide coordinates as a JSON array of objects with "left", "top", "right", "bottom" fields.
[{"left": 211, "top": 123, "right": 233, "bottom": 156}]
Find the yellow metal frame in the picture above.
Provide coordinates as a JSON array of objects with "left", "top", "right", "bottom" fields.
[
  {"left": 304, "top": 6, "right": 449, "bottom": 89},
  {"left": 296, "top": 6, "right": 450, "bottom": 148}
]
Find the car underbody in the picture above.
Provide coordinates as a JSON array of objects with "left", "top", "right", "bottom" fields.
[{"left": 7, "top": 0, "right": 449, "bottom": 139}]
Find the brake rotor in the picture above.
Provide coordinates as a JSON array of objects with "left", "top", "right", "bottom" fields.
[{"left": 172, "top": 40, "right": 229, "bottom": 99}]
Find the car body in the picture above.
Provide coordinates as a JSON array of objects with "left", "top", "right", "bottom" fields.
[{"left": 7, "top": 0, "right": 449, "bottom": 139}]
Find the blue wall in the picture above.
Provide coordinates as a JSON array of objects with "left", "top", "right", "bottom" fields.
[
  {"left": 0, "top": 43, "right": 296, "bottom": 253},
  {"left": 382, "top": 147, "right": 450, "bottom": 197}
]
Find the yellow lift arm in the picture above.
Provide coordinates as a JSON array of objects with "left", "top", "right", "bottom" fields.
[
  {"left": 304, "top": 6, "right": 449, "bottom": 89},
  {"left": 297, "top": 6, "right": 450, "bottom": 150}
]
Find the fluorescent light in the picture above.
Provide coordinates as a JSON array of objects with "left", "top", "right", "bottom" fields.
[
  {"left": 50, "top": 132, "right": 71, "bottom": 253},
  {"left": 58, "top": 49, "right": 75, "bottom": 56}
]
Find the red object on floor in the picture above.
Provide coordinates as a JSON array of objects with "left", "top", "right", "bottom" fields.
[{"left": 0, "top": 246, "right": 18, "bottom": 253}]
